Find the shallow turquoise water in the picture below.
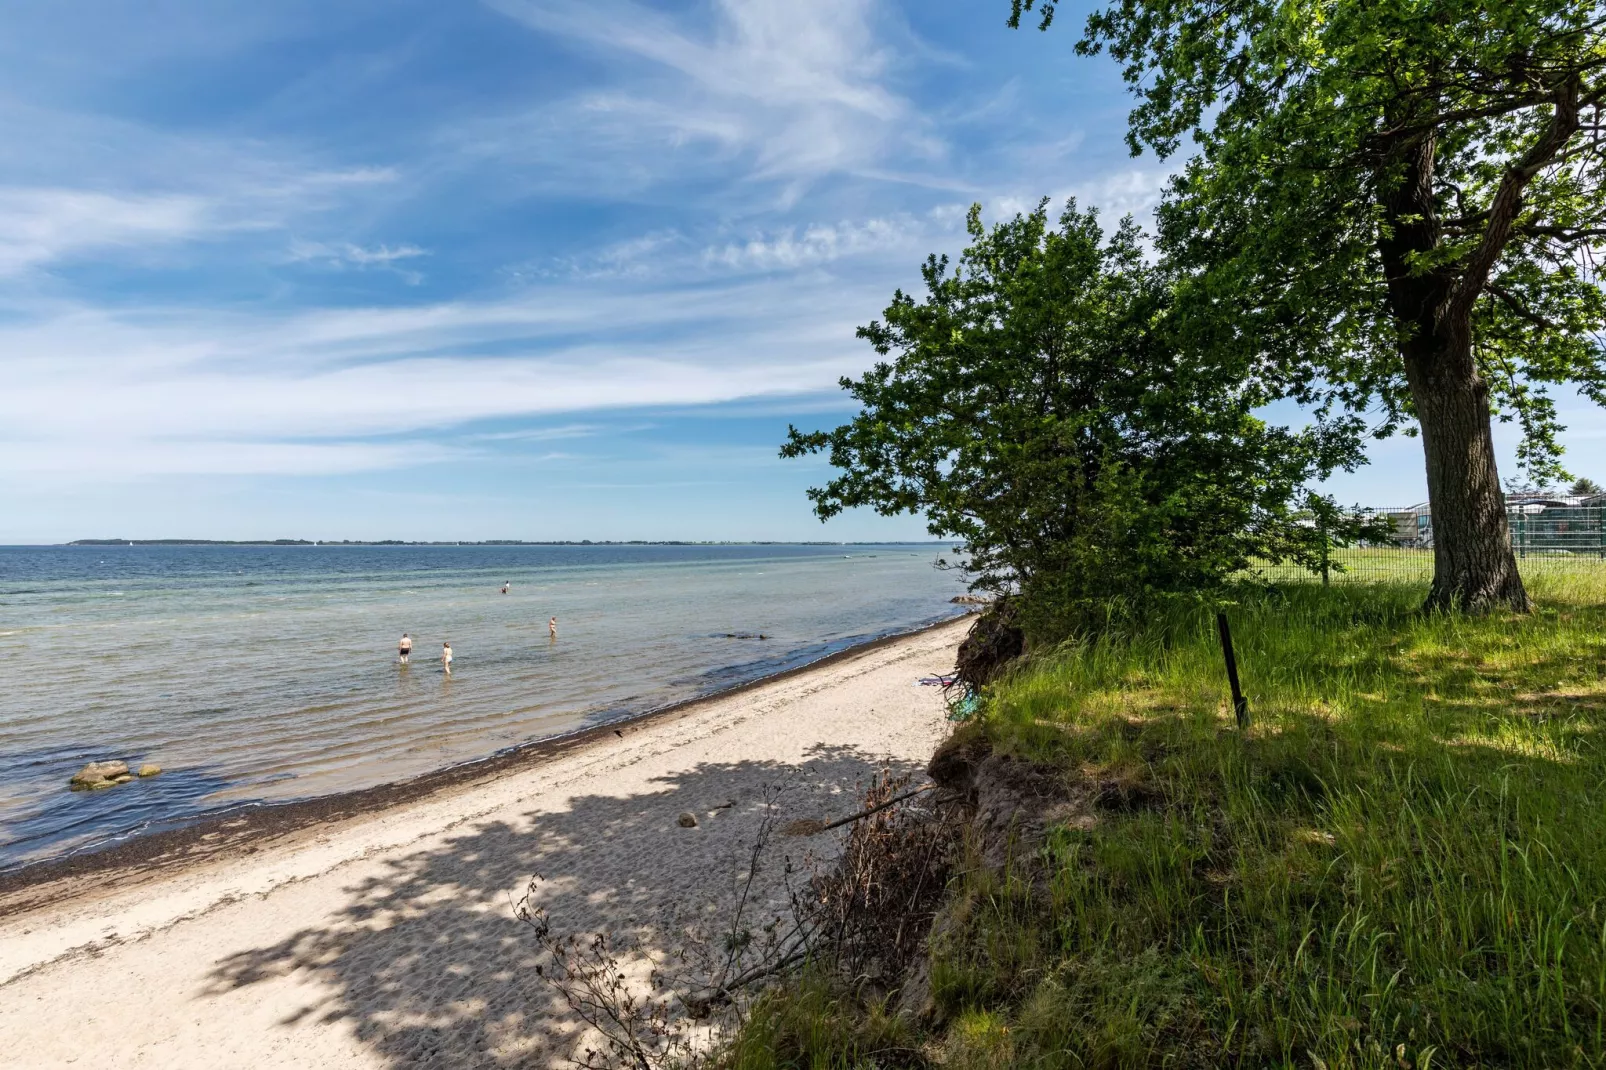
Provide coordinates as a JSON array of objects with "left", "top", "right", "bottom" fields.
[{"left": 0, "top": 543, "right": 965, "bottom": 868}]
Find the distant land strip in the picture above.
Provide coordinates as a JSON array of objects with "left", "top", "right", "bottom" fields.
[{"left": 65, "top": 539, "right": 936, "bottom": 547}]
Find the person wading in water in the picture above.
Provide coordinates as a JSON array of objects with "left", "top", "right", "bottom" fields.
[
  {"left": 398, "top": 633, "right": 413, "bottom": 664},
  {"left": 442, "top": 641, "right": 453, "bottom": 674}
]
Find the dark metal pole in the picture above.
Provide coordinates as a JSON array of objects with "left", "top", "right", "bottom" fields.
[
  {"left": 1216, "top": 612, "right": 1249, "bottom": 729},
  {"left": 1319, "top": 515, "right": 1331, "bottom": 587}
]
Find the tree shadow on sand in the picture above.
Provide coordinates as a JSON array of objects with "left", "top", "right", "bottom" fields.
[{"left": 204, "top": 743, "right": 921, "bottom": 1068}]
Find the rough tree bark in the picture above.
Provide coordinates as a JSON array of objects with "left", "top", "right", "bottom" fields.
[
  {"left": 1403, "top": 342, "right": 1530, "bottom": 612},
  {"left": 1377, "top": 130, "right": 1532, "bottom": 613}
]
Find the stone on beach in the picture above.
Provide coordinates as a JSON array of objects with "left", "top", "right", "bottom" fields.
[
  {"left": 137, "top": 764, "right": 163, "bottom": 778},
  {"left": 69, "top": 761, "right": 131, "bottom": 791},
  {"left": 677, "top": 811, "right": 699, "bottom": 828}
]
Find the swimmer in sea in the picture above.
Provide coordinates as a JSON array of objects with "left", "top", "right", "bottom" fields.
[
  {"left": 442, "top": 641, "right": 453, "bottom": 674},
  {"left": 549, "top": 616, "right": 557, "bottom": 639},
  {"left": 398, "top": 633, "right": 412, "bottom": 664},
  {"left": 501, "top": 581, "right": 510, "bottom": 595}
]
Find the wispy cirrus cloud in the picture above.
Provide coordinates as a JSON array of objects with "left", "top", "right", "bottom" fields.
[
  {"left": 0, "top": 166, "right": 407, "bottom": 284},
  {"left": 287, "top": 240, "right": 431, "bottom": 283},
  {"left": 0, "top": 187, "right": 215, "bottom": 276},
  {"left": 468, "top": 0, "right": 941, "bottom": 198},
  {"left": 700, "top": 214, "right": 934, "bottom": 271},
  {"left": 0, "top": 266, "right": 890, "bottom": 484}
]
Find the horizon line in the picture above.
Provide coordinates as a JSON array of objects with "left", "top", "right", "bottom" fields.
[{"left": 28, "top": 538, "right": 953, "bottom": 548}]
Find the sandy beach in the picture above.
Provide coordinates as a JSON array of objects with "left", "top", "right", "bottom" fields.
[{"left": 0, "top": 616, "right": 968, "bottom": 1069}]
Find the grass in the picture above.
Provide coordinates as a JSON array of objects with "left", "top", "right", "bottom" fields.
[
  {"left": 720, "top": 971, "right": 920, "bottom": 1070},
  {"left": 727, "top": 571, "right": 1606, "bottom": 1069},
  {"left": 1256, "top": 548, "right": 1606, "bottom": 586}
]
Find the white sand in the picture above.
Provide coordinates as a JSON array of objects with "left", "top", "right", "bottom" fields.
[{"left": 0, "top": 619, "right": 967, "bottom": 1069}]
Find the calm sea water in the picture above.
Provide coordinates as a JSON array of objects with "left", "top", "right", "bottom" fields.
[{"left": 0, "top": 543, "right": 966, "bottom": 870}]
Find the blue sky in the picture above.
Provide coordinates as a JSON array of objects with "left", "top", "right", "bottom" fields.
[{"left": 1, "top": 0, "right": 1600, "bottom": 543}]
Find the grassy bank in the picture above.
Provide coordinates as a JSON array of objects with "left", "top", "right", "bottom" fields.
[{"left": 736, "top": 573, "right": 1606, "bottom": 1069}]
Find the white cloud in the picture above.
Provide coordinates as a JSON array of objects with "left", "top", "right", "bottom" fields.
[
  {"left": 2, "top": 439, "right": 461, "bottom": 478},
  {"left": 701, "top": 216, "right": 926, "bottom": 271},
  {"left": 0, "top": 165, "right": 409, "bottom": 284},
  {"left": 0, "top": 187, "right": 215, "bottom": 276},
  {"left": 537, "top": 211, "right": 951, "bottom": 282},
  {"left": 472, "top": 0, "right": 938, "bottom": 193},
  {"left": 287, "top": 239, "right": 430, "bottom": 283},
  {"left": 289, "top": 241, "right": 427, "bottom": 266},
  {"left": 466, "top": 423, "right": 609, "bottom": 443},
  {"left": 0, "top": 271, "right": 887, "bottom": 481},
  {"left": 992, "top": 169, "right": 1174, "bottom": 226}
]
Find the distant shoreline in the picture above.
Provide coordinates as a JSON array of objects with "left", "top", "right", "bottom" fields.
[{"left": 59, "top": 539, "right": 950, "bottom": 547}]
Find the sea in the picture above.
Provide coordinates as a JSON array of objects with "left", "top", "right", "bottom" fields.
[{"left": 0, "top": 543, "right": 968, "bottom": 871}]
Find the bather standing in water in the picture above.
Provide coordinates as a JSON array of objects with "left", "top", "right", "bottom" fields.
[
  {"left": 442, "top": 642, "right": 453, "bottom": 674},
  {"left": 398, "top": 633, "right": 412, "bottom": 664},
  {"left": 549, "top": 616, "right": 557, "bottom": 639},
  {"left": 501, "top": 581, "right": 510, "bottom": 595}
]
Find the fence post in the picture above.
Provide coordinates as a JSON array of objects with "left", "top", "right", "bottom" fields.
[
  {"left": 1216, "top": 612, "right": 1249, "bottom": 730},
  {"left": 1319, "top": 513, "right": 1331, "bottom": 587}
]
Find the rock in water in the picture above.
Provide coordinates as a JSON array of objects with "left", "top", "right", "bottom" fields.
[
  {"left": 137, "top": 763, "right": 162, "bottom": 778},
  {"left": 69, "top": 760, "right": 130, "bottom": 791},
  {"left": 677, "top": 812, "right": 698, "bottom": 828}
]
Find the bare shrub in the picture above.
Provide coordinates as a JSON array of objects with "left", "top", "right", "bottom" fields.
[
  {"left": 809, "top": 770, "right": 961, "bottom": 989},
  {"left": 514, "top": 907, "right": 699, "bottom": 1070}
]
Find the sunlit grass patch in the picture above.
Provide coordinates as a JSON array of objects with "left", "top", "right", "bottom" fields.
[
  {"left": 935, "top": 576, "right": 1606, "bottom": 1068},
  {"left": 721, "top": 969, "right": 918, "bottom": 1070},
  {"left": 1256, "top": 548, "right": 1606, "bottom": 589},
  {"left": 717, "top": 576, "right": 1606, "bottom": 1068}
]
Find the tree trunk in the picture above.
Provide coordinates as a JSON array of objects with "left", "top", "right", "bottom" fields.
[
  {"left": 1402, "top": 336, "right": 1530, "bottom": 613},
  {"left": 1377, "top": 132, "right": 1530, "bottom": 614}
]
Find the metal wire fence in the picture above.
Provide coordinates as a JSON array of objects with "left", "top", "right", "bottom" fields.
[{"left": 1255, "top": 498, "right": 1606, "bottom": 584}]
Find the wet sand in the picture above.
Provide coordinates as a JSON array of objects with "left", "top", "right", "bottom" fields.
[{"left": 0, "top": 616, "right": 968, "bottom": 1069}]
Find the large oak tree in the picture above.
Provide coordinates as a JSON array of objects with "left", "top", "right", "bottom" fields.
[{"left": 1015, "top": 0, "right": 1606, "bottom": 609}]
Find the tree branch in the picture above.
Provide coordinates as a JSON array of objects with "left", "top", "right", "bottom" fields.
[
  {"left": 1514, "top": 224, "right": 1606, "bottom": 241},
  {"left": 1487, "top": 283, "right": 1560, "bottom": 331},
  {"left": 1450, "top": 74, "right": 1585, "bottom": 320}
]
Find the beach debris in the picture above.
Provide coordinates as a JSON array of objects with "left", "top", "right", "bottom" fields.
[
  {"left": 137, "top": 763, "right": 163, "bottom": 778},
  {"left": 677, "top": 811, "right": 699, "bottom": 828},
  {"left": 69, "top": 760, "right": 133, "bottom": 791},
  {"left": 721, "top": 633, "right": 770, "bottom": 640},
  {"left": 951, "top": 593, "right": 990, "bottom": 604}
]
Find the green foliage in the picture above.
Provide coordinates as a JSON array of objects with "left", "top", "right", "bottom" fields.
[
  {"left": 1013, "top": 0, "right": 1606, "bottom": 484},
  {"left": 927, "top": 572, "right": 1606, "bottom": 1067},
  {"left": 1574, "top": 476, "right": 1604, "bottom": 495},
  {"left": 783, "top": 200, "right": 1354, "bottom": 631}
]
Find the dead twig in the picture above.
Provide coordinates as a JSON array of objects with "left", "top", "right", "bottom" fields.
[{"left": 782, "top": 783, "right": 935, "bottom": 837}]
